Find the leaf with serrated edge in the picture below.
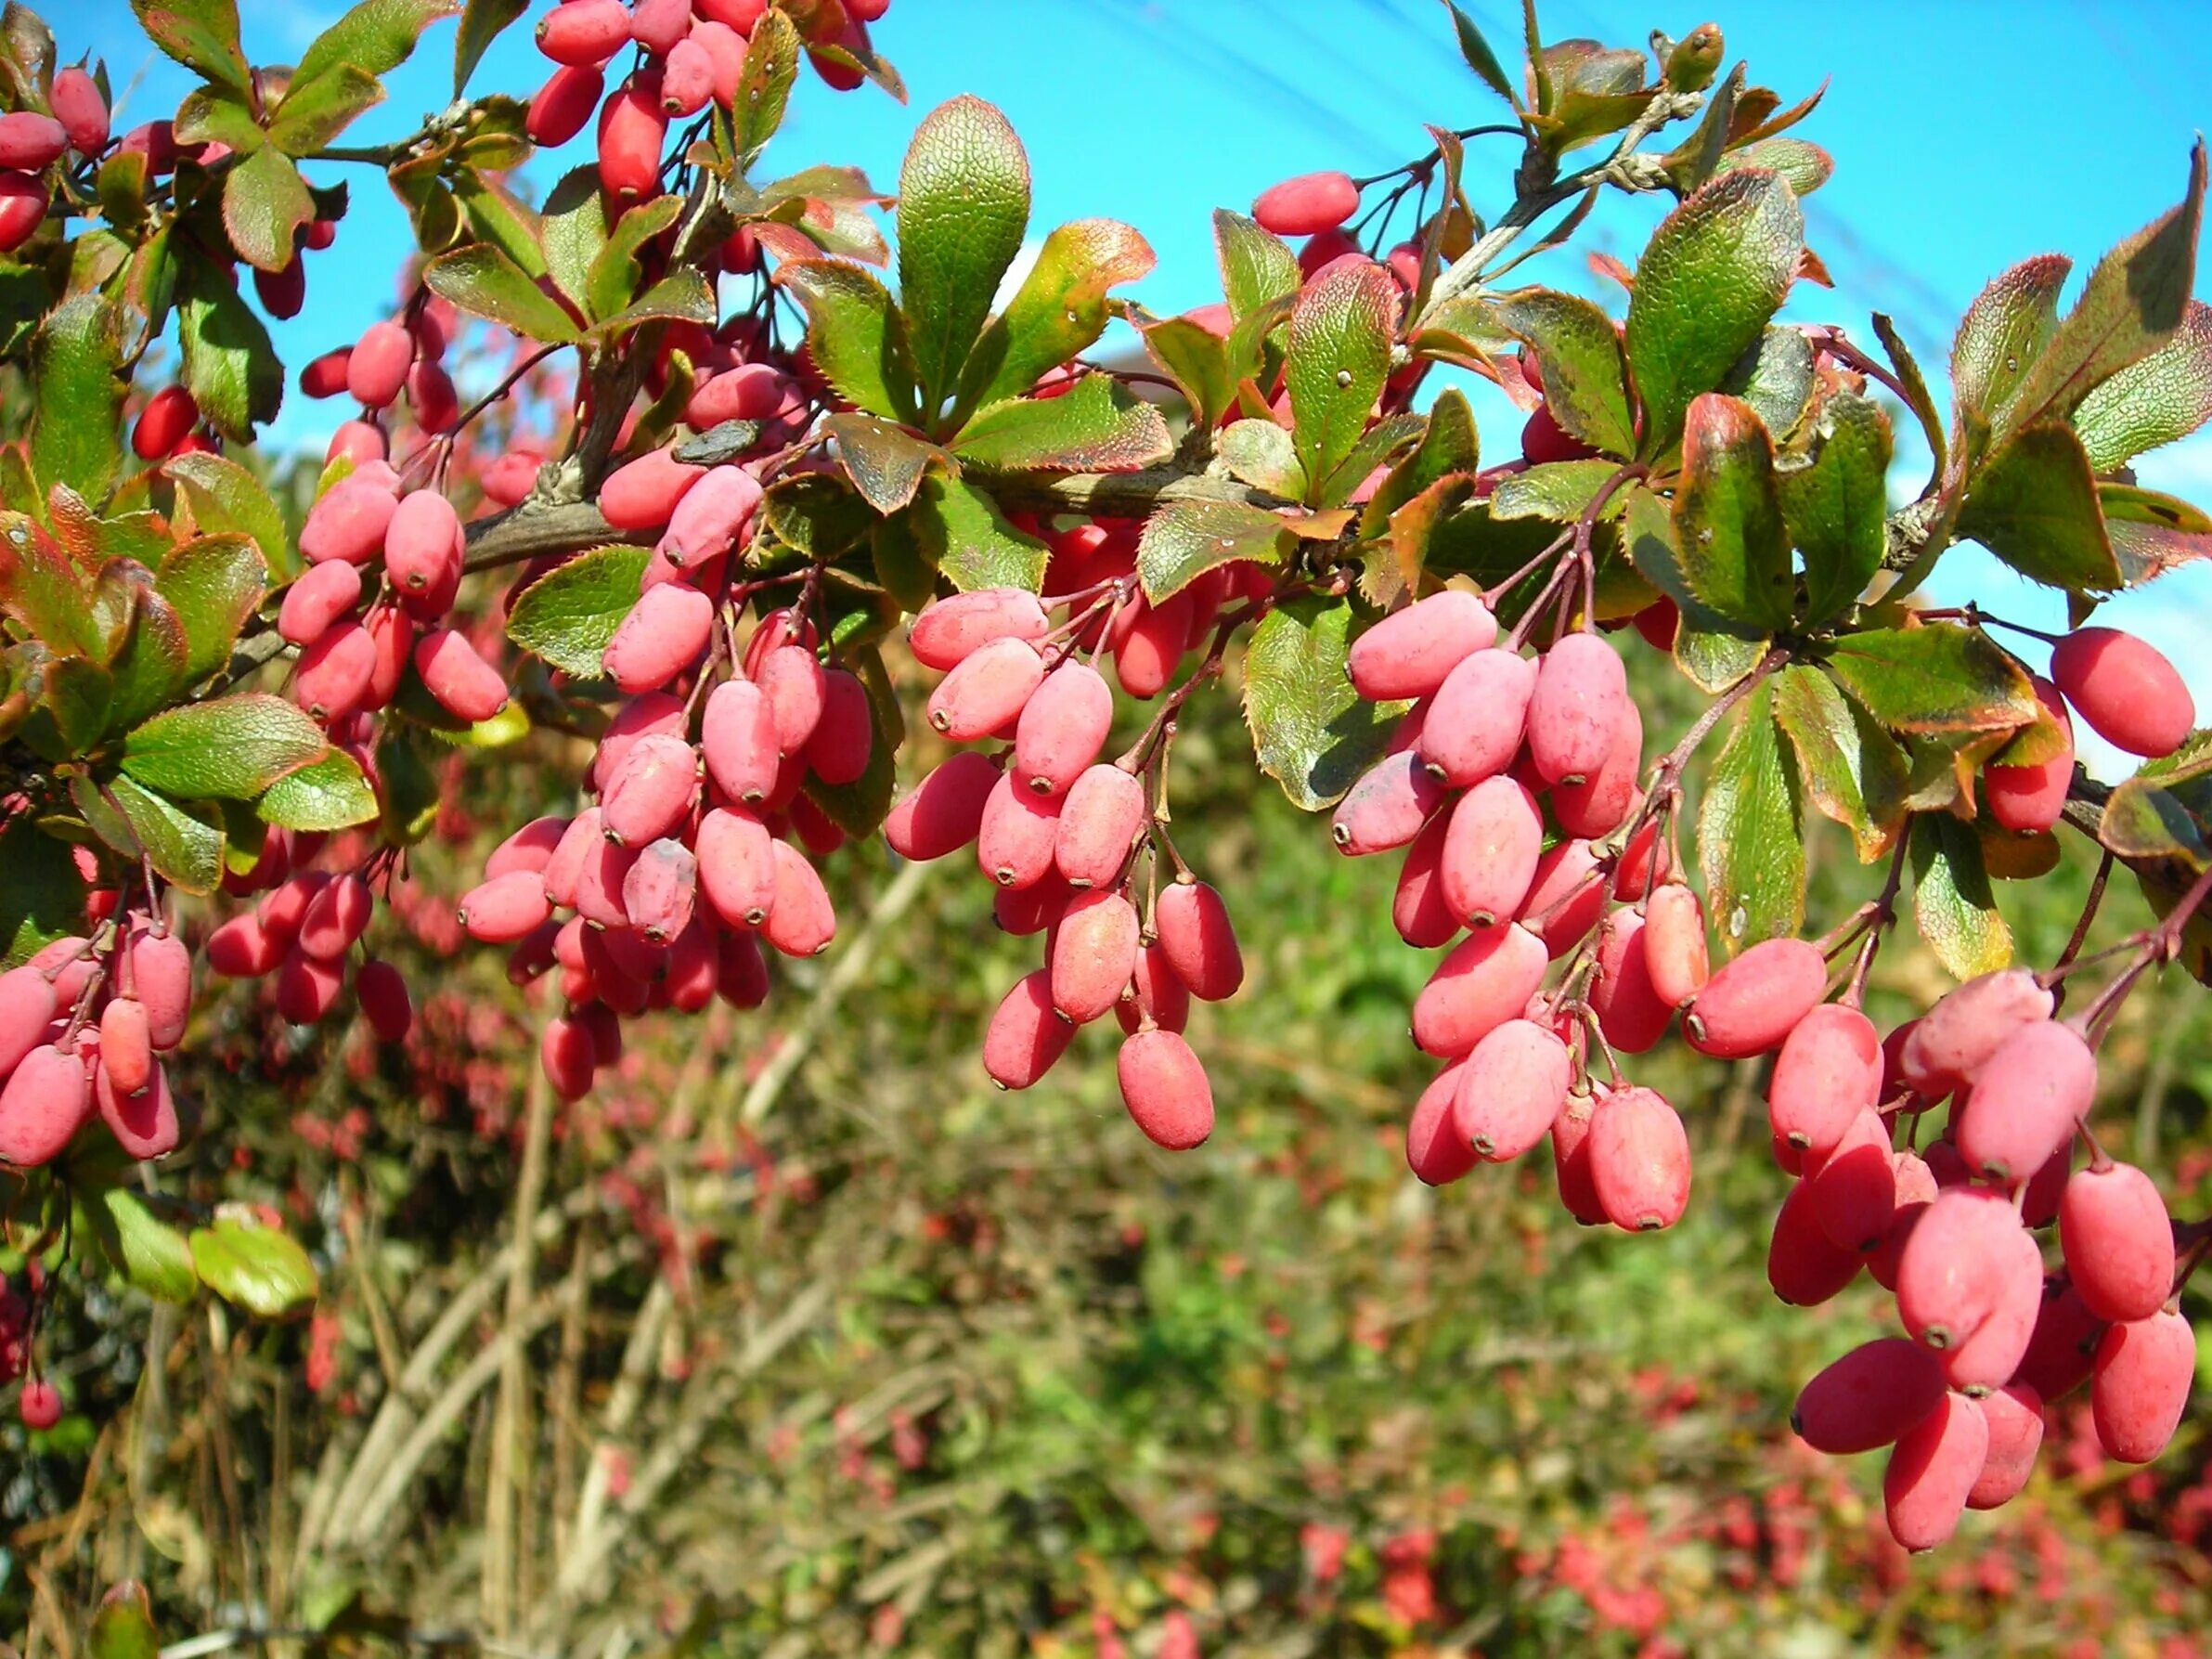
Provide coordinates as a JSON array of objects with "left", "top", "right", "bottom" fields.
[
  {"left": 908, "top": 474, "right": 1048, "bottom": 592},
  {"left": 1958, "top": 423, "right": 2120, "bottom": 592},
  {"left": 822, "top": 413, "right": 943, "bottom": 515},
  {"left": 1911, "top": 813, "right": 2011, "bottom": 978},
  {"left": 951, "top": 376, "right": 1171, "bottom": 473},
  {"left": 1494, "top": 289, "right": 1635, "bottom": 457},
  {"left": 1951, "top": 253, "right": 2069, "bottom": 445},
  {"left": 1772, "top": 663, "right": 1907, "bottom": 860},
  {"left": 123, "top": 693, "right": 328, "bottom": 801},
  {"left": 1138, "top": 499, "right": 1290, "bottom": 603},
  {"left": 1140, "top": 316, "right": 1235, "bottom": 434},
  {"left": 1243, "top": 596, "right": 1404, "bottom": 810},
  {"left": 31, "top": 293, "right": 125, "bottom": 508},
  {"left": 454, "top": 0, "right": 525, "bottom": 93},
  {"left": 223, "top": 147, "right": 316, "bottom": 274},
  {"left": 1361, "top": 387, "right": 1478, "bottom": 536},
  {"left": 130, "top": 0, "right": 249, "bottom": 96},
  {"left": 1214, "top": 209, "right": 1299, "bottom": 322},
  {"left": 1490, "top": 459, "right": 1623, "bottom": 522},
  {"left": 1670, "top": 393, "right": 1793, "bottom": 629},
  {"left": 423, "top": 244, "right": 580, "bottom": 343},
  {"left": 1782, "top": 390, "right": 1892, "bottom": 624},
  {"left": 1285, "top": 258, "right": 1399, "bottom": 499},
  {"left": 957, "top": 217, "right": 1155, "bottom": 416},
  {"left": 154, "top": 533, "right": 267, "bottom": 683},
  {"left": 259, "top": 747, "right": 378, "bottom": 830},
  {"left": 506, "top": 546, "right": 649, "bottom": 677},
  {"left": 1999, "top": 142, "right": 2206, "bottom": 440},
  {"left": 1626, "top": 170, "right": 1803, "bottom": 459},
  {"left": 898, "top": 96, "right": 1031, "bottom": 417},
  {"left": 109, "top": 773, "right": 224, "bottom": 894},
  {"left": 2072, "top": 300, "right": 2212, "bottom": 472},
  {"left": 1216, "top": 419, "right": 1304, "bottom": 499},
  {"left": 1697, "top": 680, "right": 1805, "bottom": 953},
  {"left": 1823, "top": 625, "right": 2037, "bottom": 734},
  {"left": 780, "top": 259, "right": 917, "bottom": 423}
]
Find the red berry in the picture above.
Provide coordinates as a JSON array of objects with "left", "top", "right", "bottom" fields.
[
  {"left": 1767, "top": 1002, "right": 1881, "bottom": 1155},
  {"left": 1347, "top": 590, "right": 1496, "bottom": 701},
  {"left": 603, "top": 583, "right": 713, "bottom": 693},
  {"left": 542, "top": 1015, "right": 598, "bottom": 1100},
  {"left": 1588, "top": 1085, "right": 1690, "bottom": 1231},
  {"left": 1792, "top": 1337, "right": 1946, "bottom": 1453},
  {"left": 1897, "top": 967, "right": 2053, "bottom": 1099},
  {"left": 0, "top": 111, "right": 65, "bottom": 170},
  {"left": 1767, "top": 1178, "right": 1863, "bottom": 1305},
  {"left": 19, "top": 1378, "right": 60, "bottom": 1430},
  {"left": 2049, "top": 626, "right": 2193, "bottom": 758},
  {"left": 984, "top": 970, "right": 1073, "bottom": 1091},
  {"left": 1518, "top": 838, "right": 1605, "bottom": 958},
  {"left": 977, "top": 771, "right": 1063, "bottom": 889},
  {"left": 1405, "top": 1057, "right": 1477, "bottom": 1186},
  {"left": 347, "top": 319, "right": 414, "bottom": 408},
  {"left": 97, "top": 1057, "right": 178, "bottom": 1159},
  {"left": 805, "top": 667, "right": 874, "bottom": 786},
  {"left": 658, "top": 463, "right": 760, "bottom": 565},
  {"left": 1549, "top": 693, "right": 1642, "bottom": 839},
  {"left": 1439, "top": 775, "right": 1542, "bottom": 926},
  {"left": 1332, "top": 750, "right": 1447, "bottom": 856},
  {"left": 1967, "top": 1381, "right": 2044, "bottom": 1510},
  {"left": 761, "top": 842, "right": 834, "bottom": 957},
  {"left": 621, "top": 837, "right": 698, "bottom": 942},
  {"left": 597, "top": 79, "right": 668, "bottom": 201},
  {"left": 1453, "top": 1017, "right": 1570, "bottom": 1162},
  {"left": 2059, "top": 1162, "right": 2176, "bottom": 1324},
  {"left": 0, "top": 172, "right": 46, "bottom": 254},
  {"left": 886, "top": 751, "right": 1000, "bottom": 862},
  {"left": 537, "top": 0, "right": 632, "bottom": 64},
  {"left": 300, "top": 478, "right": 399, "bottom": 566},
  {"left": 1015, "top": 662, "right": 1114, "bottom": 797},
  {"left": 1953, "top": 1018, "right": 2095, "bottom": 1182},
  {"left": 356, "top": 959, "right": 413, "bottom": 1043},
  {"left": 132, "top": 386, "right": 199, "bottom": 460},
  {"left": 2090, "top": 1308, "right": 2193, "bottom": 1463},
  {"left": 1252, "top": 170, "right": 1360, "bottom": 237},
  {"left": 460, "top": 869, "right": 555, "bottom": 944},
  {"left": 49, "top": 67, "right": 110, "bottom": 155},
  {"left": 1054, "top": 764, "right": 1147, "bottom": 888},
  {"left": 415, "top": 629, "right": 510, "bottom": 724},
  {"left": 1154, "top": 880, "right": 1242, "bottom": 1003},
  {"left": 1640, "top": 881, "right": 1709, "bottom": 1007},
  {"left": 695, "top": 806, "right": 776, "bottom": 929},
  {"left": 1895, "top": 1186, "right": 2029, "bottom": 1352},
  {"left": 1549, "top": 1092, "right": 1605, "bottom": 1225},
  {"left": 294, "top": 621, "right": 377, "bottom": 722},
  {"left": 1051, "top": 890, "right": 1141, "bottom": 1025},
  {"left": 1416, "top": 648, "right": 1534, "bottom": 787},
  {"left": 1986, "top": 676, "right": 2074, "bottom": 833},
  {"left": 1884, "top": 1391, "right": 1987, "bottom": 1551},
  {"left": 278, "top": 559, "right": 364, "bottom": 646},
  {"left": 1117, "top": 1029, "right": 1214, "bottom": 1149},
  {"left": 1115, "top": 942, "right": 1190, "bottom": 1036},
  {"left": 1588, "top": 909, "right": 1671, "bottom": 1054},
  {"left": 528, "top": 63, "right": 607, "bottom": 148},
  {"left": 1391, "top": 812, "right": 1458, "bottom": 949},
  {"left": 0, "top": 966, "right": 59, "bottom": 1078},
  {"left": 909, "top": 588, "right": 1050, "bottom": 670},
  {"left": 1410, "top": 922, "right": 1546, "bottom": 1057},
  {"left": 1683, "top": 937, "right": 1827, "bottom": 1058},
  {"left": 297, "top": 872, "right": 372, "bottom": 961},
  {"left": 1527, "top": 633, "right": 1628, "bottom": 785},
  {"left": 601, "top": 733, "right": 698, "bottom": 847}
]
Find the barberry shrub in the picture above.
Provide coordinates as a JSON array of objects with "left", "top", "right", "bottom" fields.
[{"left": 0, "top": 0, "right": 2206, "bottom": 1572}]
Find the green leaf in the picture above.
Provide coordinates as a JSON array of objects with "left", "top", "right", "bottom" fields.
[
  {"left": 955, "top": 217, "right": 1156, "bottom": 415},
  {"left": 154, "top": 533, "right": 267, "bottom": 683},
  {"left": 0, "top": 814, "right": 83, "bottom": 967},
  {"left": 1822, "top": 625, "right": 2037, "bottom": 735},
  {"left": 1957, "top": 423, "right": 2120, "bottom": 592},
  {"left": 539, "top": 168, "right": 606, "bottom": 315},
  {"left": 1950, "top": 253, "right": 2070, "bottom": 444},
  {"left": 174, "top": 84, "right": 264, "bottom": 153},
  {"left": 1625, "top": 169, "right": 1805, "bottom": 459},
  {"left": 189, "top": 1213, "right": 318, "bottom": 1319},
  {"left": 176, "top": 254, "right": 283, "bottom": 441},
  {"left": 453, "top": 0, "right": 524, "bottom": 94},
  {"left": 2102, "top": 769, "right": 2212, "bottom": 870},
  {"left": 0, "top": 512, "right": 98, "bottom": 656},
  {"left": 907, "top": 474, "right": 1049, "bottom": 592},
  {"left": 452, "top": 169, "right": 546, "bottom": 279},
  {"left": 732, "top": 6, "right": 800, "bottom": 169},
  {"left": 1780, "top": 390, "right": 1893, "bottom": 624},
  {"left": 89, "top": 1188, "right": 200, "bottom": 1304},
  {"left": 163, "top": 454, "right": 290, "bottom": 578},
  {"left": 1670, "top": 393, "right": 1793, "bottom": 629},
  {"left": 123, "top": 693, "right": 329, "bottom": 801},
  {"left": 1621, "top": 485, "right": 1771, "bottom": 693},
  {"left": 31, "top": 293, "right": 125, "bottom": 509},
  {"left": 898, "top": 95, "right": 1031, "bottom": 416},
  {"left": 2071, "top": 299, "right": 2212, "bottom": 472},
  {"left": 1718, "top": 325, "right": 1817, "bottom": 443},
  {"left": 265, "top": 63, "right": 382, "bottom": 155},
  {"left": 1443, "top": 0, "right": 1520, "bottom": 109},
  {"left": 1999, "top": 141, "right": 2206, "bottom": 439},
  {"left": 109, "top": 773, "right": 225, "bottom": 893},
  {"left": 1217, "top": 418, "right": 1305, "bottom": 499},
  {"left": 130, "top": 0, "right": 248, "bottom": 96},
  {"left": 505, "top": 546, "right": 651, "bottom": 677},
  {"left": 869, "top": 514, "right": 936, "bottom": 612},
  {"left": 25, "top": 655, "right": 112, "bottom": 758},
  {"left": 1489, "top": 459, "right": 1624, "bottom": 522},
  {"left": 1494, "top": 289, "right": 1636, "bottom": 458},
  {"left": 1697, "top": 680, "right": 1805, "bottom": 954},
  {"left": 258, "top": 746, "right": 378, "bottom": 830},
  {"left": 822, "top": 413, "right": 944, "bottom": 515},
  {"left": 1213, "top": 209, "right": 1300, "bottom": 323},
  {"left": 781, "top": 259, "right": 917, "bottom": 423},
  {"left": 1771, "top": 663, "right": 1907, "bottom": 861},
  {"left": 587, "top": 194, "right": 681, "bottom": 322},
  {"left": 86, "top": 1581, "right": 162, "bottom": 1659},
  {"left": 1361, "top": 386, "right": 1479, "bottom": 535},
  {"left": 1319, "top": 413, "right": 1429, "bottom": 508},
  {"left": 757, "top": 473, "right": 874, "bottom": 562},
  {"left": 595, "top": 270, "right": 717, "bottom": 333},
  {"left": 1139, "top": 315, "right": 1235, "bottom": 434},
  {"left": 1137, "top": 499, "right": 1292, "bottom": 603},
  {"left": 1714, "top": 137, "right": 1833, "bottom": 197},
  {"left": 296, "top": 0, "right": 451, "bottom": 85},
  {"left": 1910, "top": 813, "right": 2011, "bottom": 979},
  {"left": 222, "top": 147, "right": 315, "bottom": 275},
  {"left": 105, "top": 590, "right": 190, "bottom": 732},
  {"left": 951, "top": 376, "right": 1172, "bottom": 473},
  {"left": 1285, "top": 257, "right": 1399, "bottom": 500},
  {"left": 424, "top": 244, "right": 579, "bottom": 343},
  {"left": 1242, "top": 596, "right": 1404, "bottom": 810}
]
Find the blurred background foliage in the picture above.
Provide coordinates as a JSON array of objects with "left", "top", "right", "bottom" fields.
[{"left": 5, "top": 577, "right": 2212, "bottom": 1657}]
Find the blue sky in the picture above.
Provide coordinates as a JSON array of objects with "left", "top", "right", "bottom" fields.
[{"left": 80, "top": 0, "right": 2212, "bottom": 771}]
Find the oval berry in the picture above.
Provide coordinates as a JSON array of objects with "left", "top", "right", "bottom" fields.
[
  {"left": 1439, "top": 775, "right": 1542, "bottom": 927},
  {"left": 1684, "top": 937, "right": 1827, "bottom": 1059},
  {"left": 1768, "top": 1002, "right": 1882, "bottom": 1155},
  {"left": 1052, "top": 890, "right": 1141, "bottom": 1025},
  {"left": 1154, "top": 880, "right": 1242, "bottom": 1002},
  {"left": 2050, "top": 626, "right": 2193, "bottom": 758},
  {"left": 1416, "top": 648, "right": 1534, "bottom": 788},
  {"left": 1054, "top": 764, "right": 1147, "bottom": 888},
  {"left": 886, "top": 751, "right": 1001, "bottom": 862},
  {"left": 1588, "top": 1085, "right": 1689, "bottom": 1232},
  {"left": 1252, "top": 170, "right": 1360, "bottom": 236},
  {"left": 1527, "top": 632, "right": 1628, "bottom": 785},
  {"left": 1453, "top": 1017, "right": 1570, "bottom": 1162},
  {"left": 1954, "top": 1018, "right": 2095, "bottom": 1182},
  {"left": 909, "top": 588, "right": 1050, "bottom": 670},
  {"left": 2059, "top": 1162, "right": 2176, "bottom": 1324},
  {"left": 1884, "top": 1391, "right": 1987, "bottom": 1551},
  {"left": 1405, "top": 1058, "right": 1477, "bottom": 1186},
  {"left": 2090, "top": 1309, "right": 2193, "bottom": 1463},
  {"left": 1347, "top": 590, "right": 1496, "bottom": 701},
  {"left": 1117, "top": 1030, "right": 1214, "bottom": 1150},
  {"left": 1015, "top": 662, "right": 1114, "bottom": 797},
  {"left": 1411, "top": 922, "right": 1546, "bottom": 1057},
  {"left": 1792, "top": 1337, "right": 1947, "bottom": 1453}
]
